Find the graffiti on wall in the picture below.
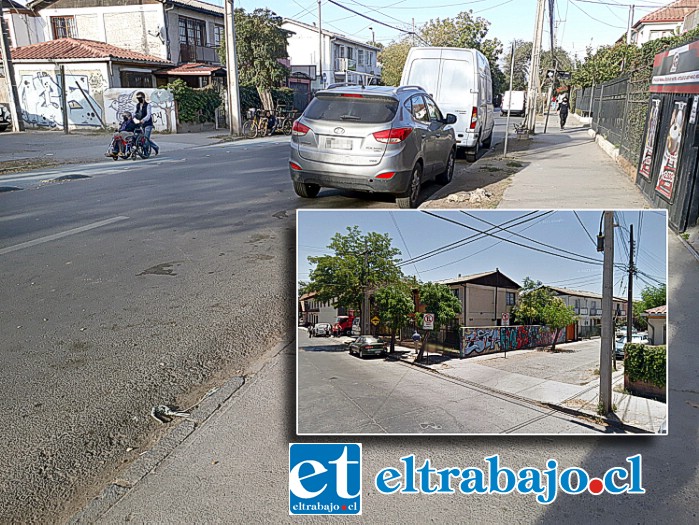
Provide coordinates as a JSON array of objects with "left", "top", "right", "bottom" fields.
[
  {"left": 461, "top": 325, "right": 566, "bottom": 358},
  {"left": 103, "top": 88, "right": 175, "bottom": 133},
  {"left": 19, "top": 72, "right": 103, "bottom": 129}
]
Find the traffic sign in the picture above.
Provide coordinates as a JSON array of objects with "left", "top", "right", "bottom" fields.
[
  {"left": 502, "top": 312, "right": 510, "bottom": 327},
  {"left": 423, "top": 313, "right": 435, "bottom": 330},
  {"left": 371, "top": 316, "right": 380, "bottom": 326}
]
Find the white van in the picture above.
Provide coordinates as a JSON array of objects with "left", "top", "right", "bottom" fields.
[
  {"left": 502, "top": 90, "right": 526, "bottom": 117},
  {"left": 400, "top": 47, "right": 495, "bottom": 161}
]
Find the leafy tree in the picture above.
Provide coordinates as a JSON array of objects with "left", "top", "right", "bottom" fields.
[
  {"left": 503, "top": 40, "right": 532, "bottom": 91},
  {"left": 306, "top": 227, "right": 404, "bottom": 314},
  {"left": 377, "top": 11, "right": 504, "bottom": 91},
  {"left": 512, "top": 277, "right": 577, "bottom": 351},
  {"left": 541, "top": 297, "right": 577, "bottom": 352},
  {"left": 374, "top": 282, "right": 415, "bottom": 353},
  {"left": 218, "top": 8, "right": 292, "bottom": 109},
  {"left": 632, "top": 284, "right": 666, "bottom": 330},
  {"left": 378, "top": 39, "right": 412, "bottom": 86},
  {"left": 415, "top": 282, "right": 461, "bottom": 362}
]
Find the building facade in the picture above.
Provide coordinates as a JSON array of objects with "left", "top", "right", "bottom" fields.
[
  {"left": 548, "top": 286, "right": 628, "bottom": 338},
  {"left": 629, "top": 0, "right": 698, "bottom": 46}
]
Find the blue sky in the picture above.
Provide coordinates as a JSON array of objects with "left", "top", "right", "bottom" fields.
[
  {"left": 232, "top": 0, "right": 670, "bottom": 59},
  {"left": 297, "top": 209, "right": 668, "bottom": 300}
]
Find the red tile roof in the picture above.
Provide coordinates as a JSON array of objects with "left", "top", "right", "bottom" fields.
[
  {"left": 644, "top": 305, "right": 667, "bottom": 315},
  {"left": 164, "top": 62, "right": 225, "bottom": 76},
  {"left": 637, "top": 0, "right": 698, "bottom": 25},
  {"left": 3, "top": 38, "right": 170, "bottom": 64}
]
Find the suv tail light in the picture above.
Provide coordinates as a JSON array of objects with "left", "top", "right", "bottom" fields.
[
  {"left": 292, "top": 120, "right": 310, "bottom": 135},
  {"left": 373, "top": 127, "right": 413, "bottom": 144},
  {"left": 341, "top": 93, "right": 364, "bottom": 98},
  {"left": 470, "top": 107, "right": 478, "bottom": 129}
]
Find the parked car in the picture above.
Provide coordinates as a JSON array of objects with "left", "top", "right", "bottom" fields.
[
  {"left": 0, "top": 105, "right": 11, "bottom": 132},
  {"left": 348, "top": 335, "right": 387, "bottom": 358},
  {"left": 332, "top": 315, "right": 355, "bottom": 337},
  {"left": 289, "top": 84, "right": 457, "bottom": 209},
  {"left": 615, "top": 333, "right": 649, "bottom": 359},
  {"left": 310, "top": 322, "right": 332, "bottom": 337},
  {"left": 400, "top": 47, "right": 495, "bottom": 161}
]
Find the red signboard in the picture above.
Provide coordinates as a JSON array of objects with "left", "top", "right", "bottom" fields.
[
  {"left": 650, "top": 41, "right": 699, "bottom": 95},
  {"left": 655, "top": 101, "right": 687, "bottom": 201}
]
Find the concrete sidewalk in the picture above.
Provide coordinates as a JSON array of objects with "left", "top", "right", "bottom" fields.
[
  {"left": 498, "top": 117, "right": 648, "bottom": 209},
  {"left": 390, "top": 342, "right": 666, "bottom": 433}
]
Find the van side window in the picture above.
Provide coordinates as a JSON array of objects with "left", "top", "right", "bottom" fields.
[
  {"left": 409, "top": 94, "right": 429, "bottom": 123},
  {"left": 425, "top": 97, "right": 443, "bottom": 122}
]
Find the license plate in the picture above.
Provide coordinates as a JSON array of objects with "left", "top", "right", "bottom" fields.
[{"left": 325, "top": 137, "right": 352, "bottom": 150}]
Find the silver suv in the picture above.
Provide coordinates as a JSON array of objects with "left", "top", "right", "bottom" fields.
[{"left": 289, "top": 85, "right": 457, "bottom": 208}]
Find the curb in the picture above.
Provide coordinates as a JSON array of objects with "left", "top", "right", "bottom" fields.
[
  {"left": 386, "top": 353, "right": 653, "bottom": 434},
  {"left": 68, "top": 339, "right": 293, "bottom": 523}
]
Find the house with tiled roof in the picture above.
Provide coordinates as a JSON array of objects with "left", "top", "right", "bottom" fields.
[
  {"left": 642, "top": 304, "right": 667, "bottom": 345},
  {"left": 630, "top": 0, "right": 699, "bottom": 46},
  {"left": 0, "top": 37, "right": 175, "bottom": 130}
]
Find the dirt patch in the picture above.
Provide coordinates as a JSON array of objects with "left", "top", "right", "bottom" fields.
[{"left": 422, "top": 136, "right": 533, "bottom": 209}]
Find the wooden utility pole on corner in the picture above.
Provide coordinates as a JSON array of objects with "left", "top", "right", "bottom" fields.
[
  {"left": 626, "top": 5, "right": 635, "bottom": 45},
  {"left": 58, "top": 65, "right": 69, "bottom": 134},
  {"left": 224, "top": 0, "right": 242, "bottom": 136},
  {"left": 0, "top": 4, "right": 24, "bottom": 132},
  {"left": 600, "top": 211, "right": 615, "bottom": 414},
  {"left": 526, "top": 0, "right": 546, "bottom": 133},
  {"left": 362, "top": 239, "right": 371, "bottom": 336}
]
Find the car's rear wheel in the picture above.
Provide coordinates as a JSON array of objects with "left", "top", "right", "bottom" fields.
[
  {"left": 293, "top": 181, "right": 320, "bottom": 198},
  {"left": 395, "top": 163, "right": 422, "bottom": 209},
  {"left": 436, "top": 148, "right": 455, "bottom": 184}
]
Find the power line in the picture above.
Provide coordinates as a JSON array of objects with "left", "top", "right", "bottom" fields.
[
  {"left": 390, "top": 211, "right": 421, "bottom": 279},
  {"left": 572, "top": 211, "right": 597, "bottom": 248},
  {"left": 421, "top": 211, "right": 604, "bottom": 266},
  {"left": 461, "top": 211, "right": 603, "bottom": 264},
  {"left": 398, "top": 211, "right": 548, "bottom": 267},
  {"left": 568, "top": 0, "right": 626, "bottom": 29}
]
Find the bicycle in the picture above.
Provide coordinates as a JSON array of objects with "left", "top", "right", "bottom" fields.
[
  {"left": 274, "top": 105, "right": 297, "bottom": 136},
  {"left": 242, "top": 109, "right": 268, "bottom": 139}
]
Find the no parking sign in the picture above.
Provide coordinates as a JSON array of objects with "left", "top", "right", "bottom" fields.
[{"left": 423, "top": 313, "right": 435, "bottom": 330}]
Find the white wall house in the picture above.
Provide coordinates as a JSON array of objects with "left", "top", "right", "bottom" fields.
[
  {"left": 24, "top": 0, "right": 224, "bottom": 70},
  {"left": 282, "top": 18, "right": 381, "bottom": 91},
  {"left": 630, "top": 0, "right": 697, "bottom": 46},
  {"left": 299, "top": 292, "right": 340, "bottom": 327},
  {"left": 549, "top": 287, "right": 627, "bottom": 337}
]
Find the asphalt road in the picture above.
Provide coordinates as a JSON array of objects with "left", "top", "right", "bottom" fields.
[
  {"left": 297, "top": 331, "right": 606, "bottom": 434},
  {"left": 0, "top": 138, "right": 300, "bottom": 522}
]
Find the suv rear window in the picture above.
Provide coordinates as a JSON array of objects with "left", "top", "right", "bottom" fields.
[{"left": 304, "top": 94, "right": 398, "bottom": 123}]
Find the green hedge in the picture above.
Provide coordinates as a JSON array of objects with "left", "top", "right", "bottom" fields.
[
  {"left": 625, "top": 343, "right": 666, "bottom": 387},
  {"left": 164, "top": 79, "right": 222, "bottom": 123}
]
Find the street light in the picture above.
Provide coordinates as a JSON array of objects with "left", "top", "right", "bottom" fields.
[{"left": 369, "top": 26, "right": 375, "bottom": 46}]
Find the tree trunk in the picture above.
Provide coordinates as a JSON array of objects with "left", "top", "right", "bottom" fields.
[
  {"left": 390, "top": 328, "right": 396, "bottom": 353},
  {"left": 416, "top": 331, "right": 429, "bottom": 362},
  {"left": 258, "top": 87, "right": 274, "bottom": 111},
  {"left": 552, "top": 328, "right": 560, "bottom": 352}
]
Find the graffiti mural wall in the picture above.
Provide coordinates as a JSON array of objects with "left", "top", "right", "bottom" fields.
[
  {"left": 104, "top": 88, "right": 175, "bottom": 133},
  {"left": 19, "top": 71, "right": 104, "bottom": 129},
  {"left": 460, "top": 325, "right": 567, "bottom": 358}
]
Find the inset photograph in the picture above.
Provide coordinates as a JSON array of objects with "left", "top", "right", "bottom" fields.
[{"left": 297, "top": 209, "right": 668, "bottom": 435}]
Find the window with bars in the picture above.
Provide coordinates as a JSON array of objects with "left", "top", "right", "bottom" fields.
[
  {"left": 120, "top": 71, "right": 153, "bottom": 88},
  {"left": 357, "top": 49, "right": 364, "bottom": 66},
  {"left": 506, "top": 292, "right": 516, "bottom": 306},
  {"left": 51, "top": 16, "right": 76, "bottom": 39},
  {"left": 179, "top": 16, "right": 206, "bottom": 46}
]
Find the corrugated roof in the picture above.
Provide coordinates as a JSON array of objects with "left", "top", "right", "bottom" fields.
[
  {"left": 636, "top": 0, "right": 697, "bottom": 26},
  {"left": 548, "top": 286, "right": 627, "bottom": 303},
  {"left": 3, "top": 38, "right": 170, "bottom": 64}
]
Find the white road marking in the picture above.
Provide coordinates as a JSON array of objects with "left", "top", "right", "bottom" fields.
[{"left": 0, "top": 216, "right": 129, "bottom": 256}]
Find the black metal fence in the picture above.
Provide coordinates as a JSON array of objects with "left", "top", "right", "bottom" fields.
[
  {"left": 573, "top": 72, "right": 650, "bottom": 165},
  {"left": 578, "top": 325, "right": 602, "bottom": 339}
]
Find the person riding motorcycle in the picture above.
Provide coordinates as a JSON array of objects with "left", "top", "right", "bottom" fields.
[
  {"left": 133, "top": 91, "right": 160, "bottom": 156},
  {"left": 108, "top": 112, "right": 137, "bottom": 158}
]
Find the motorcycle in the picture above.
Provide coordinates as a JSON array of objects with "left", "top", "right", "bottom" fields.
[{"left": 106, "top": 126, "right": 151, "bottom": 161}]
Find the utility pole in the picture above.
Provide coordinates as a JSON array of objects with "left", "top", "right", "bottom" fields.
[
  {"left": 626, "top": 5, "right": 635, "bottom": 45},
  {"left": 0, "top": 4, "right": 24, "bottom": 132},
  {"left": 503, "top": 42, "right": 516, "bottom": 156},
  {"left": 412, "top": 18, "right": 415, "bottom": 46},
  {"left": 318, "top": 0, "right": 324, "bottom": 89},
  {"left": 362, "top": 239, "right": 371, "bottom": 336},
  {"left": 627, "top": 224, "right": 634, "bottom": 344},
  {"left": 543, "top": 59, "right": 557, "bottom": 134},
  {"left": 526, "top": 0, "right": 546, "bottom": 133},
  {"left": 58, "top": 65, "right": 69, "bottom": 134},
  {"left": 599, "top": 211, "right": 615, "bottom": 414},
  {"left": 224, "top": 0, "right": 242, "bottom": 136}
]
